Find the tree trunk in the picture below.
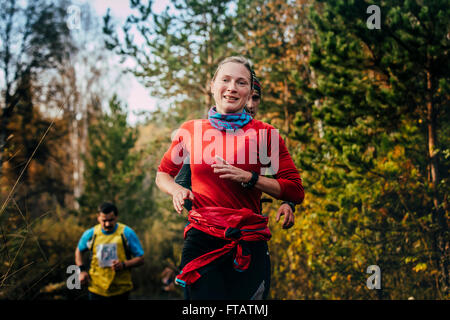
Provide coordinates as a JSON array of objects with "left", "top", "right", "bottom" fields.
[
  {"left": 71, "top": 105, "right": 80, "bottom": 210},
  {"left": 205, "top": 77, "right": 212, "bottom": 111},
  {"left": 205, "top": 23, "right": 214, "bottom": 115},
  {"left": 1, "top": 82, "right": 23, "bottom": 178},
  {"left": 426, "top": 69, "right": 449, "bottom": 296},
  {"left": 0, "top": 106, "right": 9, "bottom": 178},
  {"left": 0, "top": 0, "right": 15, "bottom": 179},
  {"left": 283, "top": 78, "right": 290, "bottom": 148}
]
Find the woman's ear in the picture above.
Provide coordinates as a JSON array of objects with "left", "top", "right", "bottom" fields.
[{"left": 210, "top": 80, "right": 214, "bottom": 94}]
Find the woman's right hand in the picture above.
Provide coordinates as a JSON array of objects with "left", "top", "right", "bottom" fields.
[{"left": 172, "top": 186, "right": 195, "bottom": 214}]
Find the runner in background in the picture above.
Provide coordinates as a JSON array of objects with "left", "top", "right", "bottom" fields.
[
  {"left": 75, "top": 202, "right": 144, "bottom": 300},
  {"left": 246, "top": 72, "right": 297, "bottom": 226}
]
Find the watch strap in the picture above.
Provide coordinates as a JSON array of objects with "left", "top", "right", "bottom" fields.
[{"left": 241, "top": 171, "right": 259, "bottom": 189}]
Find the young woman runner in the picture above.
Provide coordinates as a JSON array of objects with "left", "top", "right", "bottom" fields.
[
  {"left": 175, "top": 73, "right": 297, "bottom": 225},
  {"left": 156, "top": 56, "right": 304, "bottom": 299}
]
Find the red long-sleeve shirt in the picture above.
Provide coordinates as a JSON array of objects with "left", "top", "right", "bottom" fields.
[{"left": 158, "top": 119, "right": 304, "bottom": 214}]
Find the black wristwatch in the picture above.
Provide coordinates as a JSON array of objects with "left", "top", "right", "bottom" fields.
[{"left": 241, "top": 171, "right": 259, "bottom": 189}]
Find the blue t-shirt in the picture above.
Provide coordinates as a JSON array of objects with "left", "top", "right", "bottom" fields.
[{"left": 77, "top": 224, "right": 144, "bottom": 257}]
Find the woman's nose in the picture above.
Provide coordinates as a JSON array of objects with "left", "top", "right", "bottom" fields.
[{"left": 226, "top": 81, "right": 238, "bottom": 91}]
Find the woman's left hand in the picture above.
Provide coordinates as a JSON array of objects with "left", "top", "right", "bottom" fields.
[
  {"left": 211, "top": 155, "right": 252, "bottom": 183},
  {"left": 276, "top": 203, "right": 295, "bottom": 229}
]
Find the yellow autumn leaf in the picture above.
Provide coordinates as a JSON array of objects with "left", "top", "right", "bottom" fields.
[{"left": 413, "top": 263, "right": 427, "bottom": 272}]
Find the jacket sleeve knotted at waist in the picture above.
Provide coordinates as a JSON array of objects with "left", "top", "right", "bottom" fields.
[{"left": 175, "top": 207, "right": 271, "bottom": 287}]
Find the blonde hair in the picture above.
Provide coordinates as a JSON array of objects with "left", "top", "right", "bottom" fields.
[{"left": 212, "top": 56, "right": 254, "bottom": 89}]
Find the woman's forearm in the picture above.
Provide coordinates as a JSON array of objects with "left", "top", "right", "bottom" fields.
[
  {"left": 156, "top": 171, "right": 182, "bottom": 196},
  {"left": 211, "top": 157, "right": 282, "bottom": 198},
  {"left": 157, "top": 171, "right": 194, "bottom": 214},
  {"left": 254, "top": 175, "right": 281, "bottom": 198}
]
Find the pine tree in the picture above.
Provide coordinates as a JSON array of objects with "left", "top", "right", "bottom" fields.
[
  {"left": 235, "top": 0, "right": 320, "bottom": 298},
  {"left": 78, "top": 96, "right": 154, "bottom": 227},
  {"left": 236, "top": 0, "right": 314, "bottom": 138},
  {"left": 103, "top": 0, "right": 240, "bottom": 120},
  {"left": 0, "top": 0, "right": 75, "bottom": 176},
  {"left": 295, "top": 0, "right": 450, "bottom": 298}
]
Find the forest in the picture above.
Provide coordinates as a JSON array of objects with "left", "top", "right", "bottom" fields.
[{"left": 0, "top": 0, "right": 448, "bottom": 300}]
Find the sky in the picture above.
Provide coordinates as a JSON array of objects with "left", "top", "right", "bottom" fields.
[
  {"left": 77, "top": 0, "right": 172, "bottom": 125},
  {"left": 1, "top": 0, "right": 171, "bottom": 125}
]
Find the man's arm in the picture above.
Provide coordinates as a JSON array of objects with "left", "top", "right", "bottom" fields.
[
  {"left": 111, "top": 226, "right": 145, "bottom": 271},
  {"left": 75, "top": 247, "right": 89, "bottom": 284},
  {"left": 112, "top": 256, "right": 144, "bottom": 271},
  {"left": 75, "top": 247, "right": 83, "bottom": 266}
]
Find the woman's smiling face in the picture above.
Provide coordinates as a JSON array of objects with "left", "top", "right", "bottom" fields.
[{"left": 211, "top": 62, "right": 252, "bottom": 114}]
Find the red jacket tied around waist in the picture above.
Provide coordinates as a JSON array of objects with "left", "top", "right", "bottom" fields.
[{"left": 175, "top": 207, "right": 271, "bottom": 287}]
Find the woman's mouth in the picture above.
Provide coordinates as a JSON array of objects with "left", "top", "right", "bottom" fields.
[{"left": 223, "top": 95, "right": 239, "bottom": 103}]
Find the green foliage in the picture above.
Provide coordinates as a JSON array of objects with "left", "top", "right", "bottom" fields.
[
  {"left": 3, "top": 0, "right": 448, "bottom": 300},
  {"left": 77, "top": 96, "right": 185, "bottom": 299},
  {"left": 102, "top": 0, "right": 448, "bottom": 300},
  {"left": 235, "top": 0, "right": 314, "bottom": 138},
  {"left": 0, "top": 0, "right": 75, "bottom": 216},
  {"left": 78, "top": 95, "right": 155, "bottom": 227},
  {"left": 103, "top": 0, "right": 240, "bottom": 120},
  {"left": 131, "top": 199, "right": 185, "bottom": 299},
  {"left": 0, "top": 0, "right": 76, "bottom": 176},
  {"left": 276, "top": 0, "right": 449, "bottom": 299},
  {"left": 0, "top": 206, "right": 85, "bottom": 300}
]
